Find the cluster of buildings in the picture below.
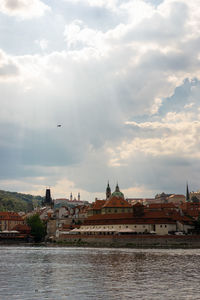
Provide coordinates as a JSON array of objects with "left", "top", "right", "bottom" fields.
[
  {"left": 1, "top": 183, "right": 200, "bottom": 242},
  {"left": 45, "top": 183, "right": 200, "bottom": 240}
]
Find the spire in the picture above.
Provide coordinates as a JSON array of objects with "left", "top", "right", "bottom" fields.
[
  {"left": 106, "top": 181, "right": 111, "bottom": 199},
  {"left": 115, "top": 183, "right": 120, "bottom": 192},
  {"left": 78, "top": 192, "right": 80, "bottom": 201},
  {"left": 186, "top": 182, "right": 190, "bottom": 202}
]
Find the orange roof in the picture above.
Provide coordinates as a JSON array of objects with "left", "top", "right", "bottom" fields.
[
  {"left": 84, "top": 209, "right": 193, "bottom": 226},
  {"left": 84, "top": 212, "right": 177, "bottom": 225},
  {"left": 102, "top": 196, "right": 132, "bottom": 208},
  {"left": 90, "top": 200, "right": 106, "bottom": 210}
]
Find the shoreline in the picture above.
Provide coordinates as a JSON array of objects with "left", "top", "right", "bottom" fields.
[
  {"left": 51, "top": 234, "right": 200, "bottom": 249},
  {"left": 1, "top": 234, "right": 200, "bottom": 249}
]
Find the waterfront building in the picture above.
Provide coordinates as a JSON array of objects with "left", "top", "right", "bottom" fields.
[
  {"left": 0, "top": 212, "right": 24, "bottom": 231},
  {"left": 77, "top": 209, "right": 193, "bottom": 235},
  {"left": 76, "top": 184, "right": 194, "bottom": 236}
]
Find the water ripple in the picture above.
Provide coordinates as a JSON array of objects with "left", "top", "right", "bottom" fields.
[{"left": 0, "top": 247, "right": 200, "bottom": 299}]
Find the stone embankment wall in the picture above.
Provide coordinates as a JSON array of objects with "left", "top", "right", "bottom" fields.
[{"left": 55, "top": 234, "right": 200, "bottom": 248}]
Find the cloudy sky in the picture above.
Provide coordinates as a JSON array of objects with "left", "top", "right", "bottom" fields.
[{"left": 0, "top": 0, "right": 200, "bottom": 201}]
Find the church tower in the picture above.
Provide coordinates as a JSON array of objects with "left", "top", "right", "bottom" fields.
[
  {"left": 43, "top": 188, "right": 53, "bottom": 207},
  {"left": 186, "top": 182, "right": 190, "bottom": 202},
  {"left": 106, "top": 181, "right": 111, "bottom": 200}
]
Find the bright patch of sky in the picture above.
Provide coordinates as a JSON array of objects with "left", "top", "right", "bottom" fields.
[{"left": 0, "top": 0, "right": 200, "bottom": 201}]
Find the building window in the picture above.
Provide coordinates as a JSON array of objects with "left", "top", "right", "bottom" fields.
[
  {"left": 126, "top": 226, "right": 128, "bottom": 228},
  {"left": 165, "top": 225, "right": 167, "bottom": 228},
  {"left": 135, "top": 225, "right": 137, "bottom": 228},
  {"left": 160, "top": 225, "right": 162, "bottom": 228}
]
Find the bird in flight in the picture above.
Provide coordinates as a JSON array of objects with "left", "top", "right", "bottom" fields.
[{"left": 57, "top": 125, "right": 62, "bottom": 127}]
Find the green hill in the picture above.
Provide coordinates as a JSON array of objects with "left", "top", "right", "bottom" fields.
[{"left": 0, "top": 190, "right": 44, "bottom": 212}]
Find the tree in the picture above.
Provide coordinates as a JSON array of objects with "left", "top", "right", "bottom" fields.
[{"left": 26, "top": 214, "right": 46, "bottom": 242}]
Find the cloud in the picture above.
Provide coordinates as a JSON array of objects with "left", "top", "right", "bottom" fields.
[
  {"left": 62, "top": 0, "right": 119, "bottom": 11},
  {"left": 0, "top": 0, "right": 50, "bottom": 19},
  {"left": 118, "top": 80, "right": 200, "bottom": 161},
  {"left": 35, "top": 39, "right": 48, "bottom": 51},
  {"left": 0, "top": 50, "right": 20, "bottom": 80},
  {"left": 0, "top": 0, "right": 200, "bottom": 199},
  {"left": 64, "top": 20, "right": 106, "bottom": 51}
]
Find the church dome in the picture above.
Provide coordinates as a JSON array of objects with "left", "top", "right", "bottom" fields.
[{"left": 111, "top": 184, "right": 124, "bottom": 199}]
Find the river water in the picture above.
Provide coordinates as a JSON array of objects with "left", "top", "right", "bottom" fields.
[{"left": 0, "top": 246, "right": 200, "bottom": 300}]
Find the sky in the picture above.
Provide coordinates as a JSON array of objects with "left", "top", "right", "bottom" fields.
[{"left": 0, "top": 0, "right": 200, "bottom": 201}]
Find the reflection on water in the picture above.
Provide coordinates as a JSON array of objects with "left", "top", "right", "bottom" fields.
[{"left": 0, "top": 246, "right": 200, "bottom": 299}]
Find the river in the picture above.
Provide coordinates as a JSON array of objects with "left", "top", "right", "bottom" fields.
[{"left": 0, "top": 246, "right": 200, "bottom": 299}]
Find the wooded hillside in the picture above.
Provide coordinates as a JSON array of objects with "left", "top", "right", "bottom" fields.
[{"left": 0, "top": 190, "right": 43, "bottom": 212}]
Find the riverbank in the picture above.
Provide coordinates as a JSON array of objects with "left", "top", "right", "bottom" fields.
[
  {"left": 1, "top": 234, "right": 200, "bottom": 248},
  {"left": 52, "top": 234, "right": 200, "bottom": 248}
]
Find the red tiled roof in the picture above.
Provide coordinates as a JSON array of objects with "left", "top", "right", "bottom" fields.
[
  {"left": 84, "top": 210, "right": 192, "bottom": 226},
  {"left": 87, "top": 211, "right": 177, "bottom": 220},
  {"left": 89, "top": 200, "right": 106, "bottom": 210},
  {"left": 84, "top": 212, "right": 176, "bottom": 225},
  {"left": 102, "top": 196, "right": 132, "bottom": 208}
]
